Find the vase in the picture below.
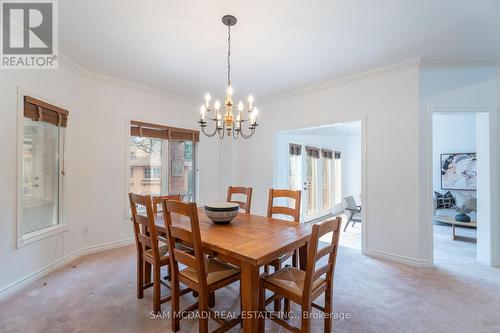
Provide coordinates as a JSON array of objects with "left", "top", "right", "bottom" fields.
[{"left": 455, "top": 213, "right": 471, "bottom": 222}]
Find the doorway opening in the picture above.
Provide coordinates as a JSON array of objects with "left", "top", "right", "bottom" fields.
[
  {"left": 430, "top": 110, "right": 492, "bottom": 267},
  {"left": 274, "top": 120, "right": 363, "bottom": 251}
]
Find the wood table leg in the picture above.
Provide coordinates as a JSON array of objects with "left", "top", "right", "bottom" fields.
[
  {"left": 299, "top": 243, "right": 308, "bottom": 270},
  {"left": 240, "top": 262, "right": 262, "bottom": 333}
]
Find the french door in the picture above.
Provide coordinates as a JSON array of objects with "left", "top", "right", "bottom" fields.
[{"left": 289, "top": 146, "right": 333, "bottom": 222}]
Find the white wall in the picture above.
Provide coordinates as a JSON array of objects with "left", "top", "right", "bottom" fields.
[
  {"left": 0, "top": 60, "right": 224, "bottom": 293},
  {"left": 345, "top": 133, "right": 362, "bottom": 200},
  {"left": 234, "top": 60, "right": 422, "bottom": 263},
  {"left": 421, "top": 64, "right": 498, "bottom": 265},
  {"left": 432, "top": 113, "right": 476, "bottom": 194}
]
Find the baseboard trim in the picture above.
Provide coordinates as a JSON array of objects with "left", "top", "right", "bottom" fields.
[
  {"left": 366, "top": 249, "right": 432, "bottom": 268},
  {"left": 0, "top": 238, "right": 133, "bottom": 300}
]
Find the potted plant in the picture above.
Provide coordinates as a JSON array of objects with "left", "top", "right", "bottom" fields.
[{"left": 454, "top": 205, "right": 472, "bottom": 222}]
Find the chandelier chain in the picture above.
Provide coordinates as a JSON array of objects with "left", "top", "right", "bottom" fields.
[{"left": 227, "top": 25, "right": 231, "bottom": 86}]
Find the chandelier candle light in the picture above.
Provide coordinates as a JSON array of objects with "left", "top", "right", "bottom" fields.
[{"left": 198, "top": 15, "right": 258, "bottom": 140}]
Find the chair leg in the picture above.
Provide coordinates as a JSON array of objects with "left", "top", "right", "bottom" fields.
[
  {"left": 153, "top": 265, "right": 161, "bottom": 314},
  {"left": 171, "top": 276, "right": 180, "bottom": 332},
  {"left": 324, "top": 284, "right": 333, "bottom": 333},
  {"left": 343, "top": 221, "right": 349, "bottom": 232},
  {"left": 208, "top": 292, "right": 215, "bottom": 308},
  {"left": 301, "top": 304, "right": 312, "bottom": 333},
  {"left": 284, "top": 298, "right": 290, "bottom": 319},
  {"left": 199, "top": 292, "right": 209, "bottom": 333},
  {"left": 292, "top": 250, "right": 298, "bottom": 268},
  {"left": 166, "top": 263, "right": 171, "bottom": 281},
  {"left": 144, "top": 261, "right": 152, "bottom": 284},
  {"left": 137, "top": 257, "right": 144, "bottom": 299},
  {"left": 258, "top": 280, "right": 266, "bottom": 332},
  {"left": 273, "top": 262, "right": 282, "bottom": 313}
]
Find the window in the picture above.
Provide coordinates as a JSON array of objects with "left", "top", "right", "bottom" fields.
[
  {"left": 153, "top": 167, "right": 161, "bottom": 179},
  {"left": 19, "top": 96, "right": 68, "bottom": 246},
  {"left": 168, "top": 140, "right": 195, "bottom": 202},
  {"left": 130, "top": 137, "right": 162, "bottom": 195},
  {"left": 128, "top": 121, "right": 199, "bottom": 203},
  {"left": 334, "top": 151, "right": 342, "bottom": 205},
  {"left": 144, "top": 168, "right": 152, "bottom": 179}
]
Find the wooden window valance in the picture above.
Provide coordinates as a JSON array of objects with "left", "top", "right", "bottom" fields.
[
  {"left": 321, "top": 149, "right": 333, "bottom": 159},
  {"left": 334, "top": 151, "right": 342, "bottom": 159},
  {"left": 24, "top": 96, "right": 69, "bottom": 127},
  {"left": 130, "top": 120, "right": 200, "bottom": 142},
  {"left": 305, "top": 146, "right": 320, "bottom": 159},
  {"left": 289, "top": 143, "right": 302, "bottom": 156}
]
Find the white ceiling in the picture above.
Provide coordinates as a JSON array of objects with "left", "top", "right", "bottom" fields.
[{"left": 60, "top": 0, "right": 500, "bottom": 101}]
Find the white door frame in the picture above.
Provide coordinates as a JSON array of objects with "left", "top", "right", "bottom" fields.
[
  {"left": 274, "top": 114, "right": 368, "bottom": 255},
  {"left": 425, "top": 106, "right": 499, "bottom": 266}
]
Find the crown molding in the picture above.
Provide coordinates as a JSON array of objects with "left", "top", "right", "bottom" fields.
[
  {"left": 260, "top": 58, "right": 422, "bottom": 104},
  {"left": 58, "top": 52, "right": 198, "bottom": 106},
  {"left": 420, "top": 56, "right": 499, "bottom": 67},
  {"left": 261, "top": 57, "right": 500, "bottom": 104}
]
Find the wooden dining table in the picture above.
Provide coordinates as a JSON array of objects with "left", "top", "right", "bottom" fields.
[{"left": 155, "top": 207, "right": 313, "bottom": 333}]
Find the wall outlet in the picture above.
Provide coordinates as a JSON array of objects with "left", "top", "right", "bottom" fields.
[{"left": 82, "top": 226, "right": 89, "bottom": 235}]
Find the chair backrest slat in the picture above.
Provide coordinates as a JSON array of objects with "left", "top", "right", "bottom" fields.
[
  {"left": 315, "top": 245, "right": 334, "bottom": 261},
  {"left": 227, "top": 186, "right": 253, "bottom": 214},
  {"left": 302, "top": 217, "right": 341, "bottom": 298},
  {"left": 312, "top": 263, "right": 332, "bottom": 282},
  {"left": 137, "top": 233, "right": 153, "bottom": 248},
  {"left": 267, "top": 188, "right": 301, "bottom": 222},
  {"left": 162, "top": 200, "right": 208, "bottom": 287},
  {"left": 172, "top": 248, "right": 198, "bottom": 269},
  {"left": 153, "top": 194, "right": 182, "bottom": 215}
]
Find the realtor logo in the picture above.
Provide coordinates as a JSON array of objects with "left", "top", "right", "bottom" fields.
[{"left": 1, "top": 0, "right": 58, "bottom": 69}]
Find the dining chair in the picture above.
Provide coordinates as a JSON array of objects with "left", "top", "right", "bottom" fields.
[
  {"left": 129, "top": 193, "right": 171, "bottom": 314},
  {"left": 342, "top": 195, "right": 361, "bottom": 232},
  {"left": 265, "top": 188, "right": 302, "bottom": 311},
  {"left": 162, "top": 200, "right": 241, "bottom": 333},
  {"left": 152, "top": 194, "right": 182, "bottom": 215},
  {"left": 227, "top": 186, "right": 253, "bottom": 214},
  {"left": 259, "top": 217, "right": 342, "bottom": 333}
]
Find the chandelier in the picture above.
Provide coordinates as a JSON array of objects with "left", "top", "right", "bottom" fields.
[{"left": 198, "top": 15, "right": 258, "bottom": 140}]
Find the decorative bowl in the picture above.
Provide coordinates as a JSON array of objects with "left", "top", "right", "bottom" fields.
[{"left": 204, "top": 202, "right": 240, "bottom": 224}]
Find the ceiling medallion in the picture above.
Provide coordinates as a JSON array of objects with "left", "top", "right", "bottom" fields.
[{"left": 198, "top": 15, "right": 258, "bottom": 140}]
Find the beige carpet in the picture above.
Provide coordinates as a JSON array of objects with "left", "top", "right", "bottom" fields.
[{"left": 1, "top": 223, "right": 499, "bottom": 333}]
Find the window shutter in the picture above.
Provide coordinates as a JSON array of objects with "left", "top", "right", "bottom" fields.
[
  {"left": 289, "top": 143, "right": 302, "bottom": 156},
  {"left": 305, "top": 146, "right": 320, "bottom": 159},
  {"left": 130, "top": 121, "right": 200, "bottom": 142},
  {"left": 24, "top": 96, "right": 69, "bottom": 127}
]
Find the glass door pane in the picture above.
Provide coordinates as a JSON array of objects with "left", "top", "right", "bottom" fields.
[
  {"left": 288, "top": 154, "right": 302, "bottom": 208},
  {"left": 22, "top": 119, "right": 59, "bottom": 234},
  {"left": 322, "top": 158, "right": 332, "bottom": 210},
  {"left": 129, "top": 137, "right": 162, "bottom": 195},
  {"left": 168, "top": 140, "right": 195, "bottom": 201},
  {"left": 305, "top": 155, "right": 318, "bottom": 217},
  {"left": 334, "top": 158, "right": 342, "bottom": 204}
]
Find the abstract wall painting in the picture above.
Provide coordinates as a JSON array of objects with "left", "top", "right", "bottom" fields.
[{"left": 441, "top": 153, "right": 477, "bottom": 191}]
